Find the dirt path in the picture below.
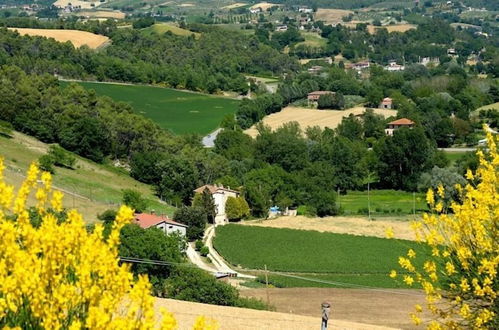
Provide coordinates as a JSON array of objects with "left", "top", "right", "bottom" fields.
[
  {"left": 241, "top": 288, "right": 428, "bottom": 329},
  {"left": 242, "top": 215, "right": 417, "bottom": 241},
  {"left": 154, "top": 297, "right": 397, "bottom": 330}
]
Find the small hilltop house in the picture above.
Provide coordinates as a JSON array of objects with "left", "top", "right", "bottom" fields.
[
  {"left": 307, "top": 91, "right": 335, "bottom": 104},
  {"left": 385, "top": 118, "right": 415, "bottom": 136},
  {"left": 194, "top": 184, "right": 240, "bottom": 225},
  {"left": 379, "top": 97, "right": 393, "bottom": 109},
  {"left": 134, "top": 213, "right": 187, "bottom": 236}
]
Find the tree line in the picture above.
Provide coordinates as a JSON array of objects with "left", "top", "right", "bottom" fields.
[{"left": 0, "top": 24, "right": 298, "bottom": 93}]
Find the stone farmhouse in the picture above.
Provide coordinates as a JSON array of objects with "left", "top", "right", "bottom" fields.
[
  {"left": 194, "top": 184, "right": 240, "bottom": 225},
  {"left": 379, "top": 97, "right": 393, "bottom": 109}
]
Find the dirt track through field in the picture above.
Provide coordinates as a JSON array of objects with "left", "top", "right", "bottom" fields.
[
  {"left": 8, "top": 28, "right": 109, "bottom": 49},
  {"left": 244, "top": 106, "right": 396, "bottom": 138},
  {"left": 154, "top": 297, "right": 398, "bottom": 329},
  {"left": 242, "top": 215, "right": 417, "bottom": 240},
  {"left": 241, "top": 288, "right": 428, "bottom": 329}
]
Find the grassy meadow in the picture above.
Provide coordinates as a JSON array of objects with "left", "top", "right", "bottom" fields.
[
  {"left": 60, "top": 81, "right": 240, "bottom": 135},
  {"left": 0, "top": 131, "right": 174, "bottom": 221},
  {"left": 214, "top": 225, "right": 426, "bottom": 274},
  {"left": 339, "top": 190, "right": 427, "bottom": 216},
  {"left": 143, "top": 23, "right": 201, "bottom": 38}
]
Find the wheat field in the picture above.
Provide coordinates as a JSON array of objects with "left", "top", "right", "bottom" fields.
[
  {"left": 8, "top": 28, "right": 110, "bottom": 49},
  {"left": 244, "top": 106, "right": 396, "bottom": 138}
]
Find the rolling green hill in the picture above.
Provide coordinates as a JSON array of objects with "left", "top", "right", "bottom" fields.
[{"left": 0, "top": 131, "right": 174, "bottom": 222}]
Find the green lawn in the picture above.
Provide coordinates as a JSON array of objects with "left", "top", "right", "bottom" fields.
[
  {"left": 297, "top": 32, "right": 328, "bottom": 47},
  {"left": 60, "top": 81, "right": 240, "bottom": 135},
  {"left": 444, "top": 151, "right": 467, "bottom": 165},
  {"left": 339, "top": 190, "right": 427, "bottom": 216},
  {"left": 214, "top": 225, "right": 427, "bottom": 273}
]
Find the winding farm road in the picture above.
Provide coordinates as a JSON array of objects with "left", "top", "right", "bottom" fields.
[{"left": 186, "top": 225, "right": 256, "bottom": 279}]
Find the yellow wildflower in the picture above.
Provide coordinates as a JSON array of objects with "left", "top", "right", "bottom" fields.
[{"left": 385, "top": 226, "right": 394, "bottom": 239}]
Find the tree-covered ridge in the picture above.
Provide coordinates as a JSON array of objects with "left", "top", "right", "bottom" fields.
[
  {"left": 0, "top": 66, "right": 173, "bottom": 162},
  {"left": 0, "top": 25, "right": 298, "bottom": 93}
]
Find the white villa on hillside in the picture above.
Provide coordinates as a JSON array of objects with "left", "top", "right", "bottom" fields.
[{"left": 194, "top": 184, "right": 240, "bottom": 224}]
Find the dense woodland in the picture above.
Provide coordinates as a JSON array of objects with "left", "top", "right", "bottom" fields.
[{"left": 0, "top": 25, "right": 298, "bottom": 93}]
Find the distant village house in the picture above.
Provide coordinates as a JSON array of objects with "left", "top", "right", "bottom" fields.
[
  {"left": 379, "top": 97, "right": 393, "bottom": 109},
  {"left": 298, "top": 7, "right": 313, "bottom": 13},
  {"left": 385, "top": 60, "right": 405, "bottom": 72},
  {"left": 134, "top": 213, "right": 187, "bottom": 237},
  {"left": 307, "top": 91, "right": 335, "bottom": 104},
  {"left": 307, "top": 66, "right": 324, "bottom": 75},
  {"left": 194, "top": 184, "right": 240, "bottom": 225},
  {"left": 385, "top": 118, "right": 415, "bottom": 136},
  {"left": 346, "top": 61, "right": 370, "bottom": 73}
]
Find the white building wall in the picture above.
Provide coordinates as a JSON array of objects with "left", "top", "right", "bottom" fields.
[
  {"left": 155, "top": 223, "right": 186, "bottom": 237},
  {"left": 213, "top": 190, "right": 239, "bottom": 224}
]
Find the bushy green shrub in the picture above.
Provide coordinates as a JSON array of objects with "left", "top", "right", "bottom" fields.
[
  {"left": 200, "top": 246, "right": 209, "bottom": 257},
  {"left": 195, "top": 239, "right": 204, "bottom": 251},
  {"left": 38, "top": 155, "right": 55, "bottom": 174}
]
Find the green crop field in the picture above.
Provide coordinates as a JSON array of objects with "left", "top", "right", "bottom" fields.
[
  {"left": 214, "top": 225, "right": 427, "bottom": 273},
  {"left": 256, "top": 273, "right": 410, "bottom": 289},
  {"left": 60, "top": 81, "right": 240, "bottom": 135},
  {"left": 339, "top": 190, "right": 427, "bottom": 216}
]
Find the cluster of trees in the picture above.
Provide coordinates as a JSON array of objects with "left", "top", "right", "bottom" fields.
[
  {"left": 0, "top": 25, "right": 298, "bottom": 93},
  {"left": 0, "top": 66, "right": 173, "bottom": 163},
  {"left": 93, "top": 213, "right": 266, "bottom": 310}
]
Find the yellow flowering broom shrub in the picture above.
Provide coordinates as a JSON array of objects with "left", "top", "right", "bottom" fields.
[
  {"left": 0, "top": 158, "right": 217, "bottom": 329},
  {"left": 390, "top": 132, "right": 498, "bottom": 329}
]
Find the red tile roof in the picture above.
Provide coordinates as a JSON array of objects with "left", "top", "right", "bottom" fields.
[
  {"left": 134, "top": 213, "right": 187, "bottom": 229},
  {"left": 388, "top": 118, "right": 415, "bottom": 126}
]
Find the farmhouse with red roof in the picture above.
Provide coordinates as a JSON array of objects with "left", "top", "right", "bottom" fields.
[
  {"left": 385, "top": 118, "right": 415, "bottom": 136},
  {"left": 134, "top": 212, "right": 187, "bottom": 237}
]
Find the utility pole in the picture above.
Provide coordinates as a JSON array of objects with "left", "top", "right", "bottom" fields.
[
  {"left": 413, "top": 192, "right": 416, "bottom": 217},
  {"left": 264, "top": 264, "right": 270, "bottom": 307},
  {"left": 337, "top": 187, "right": 340, "bottom": 209},
  {"left": 367, "top": 181, "right": 371, "bottom": 221}
]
